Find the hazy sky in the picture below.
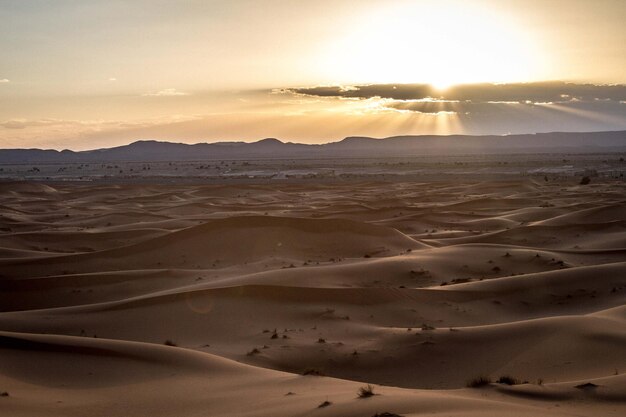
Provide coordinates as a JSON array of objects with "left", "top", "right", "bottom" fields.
[{"left": 1, "top": 0, "right": 625, "bottom": 149}]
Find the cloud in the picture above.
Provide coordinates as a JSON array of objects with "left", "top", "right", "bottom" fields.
[
  {"left": 1, "top": 119, "right": 55, "bottom": 129},
  {"left": 1, "top": 120, "right": 28, "bottom": 129},
  {"left": 0, "top": 79, "right": 9, "bottom": 83},
  {"left": 385, "top": 99, "right": 462, "bottom": 114},
  {"left": 0, "top": 118, "right": 138, "bottom": 131},
  {"left": 142, "top": 88, "right": 189, "bottom": 97},
  {"left": 283, "top": 81, "right": 626, "bottom": 121},
  {"left": 289, "top": 81, "right": 626, "bottom": 104}
]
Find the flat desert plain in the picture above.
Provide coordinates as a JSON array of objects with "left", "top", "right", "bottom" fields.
[{"left": 0, "top": 176, "right": 625, "bottom": 416}]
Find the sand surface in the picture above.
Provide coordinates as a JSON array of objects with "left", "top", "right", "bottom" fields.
[{"left": 0, "top": 178, "right": 625, "bottom": 416}]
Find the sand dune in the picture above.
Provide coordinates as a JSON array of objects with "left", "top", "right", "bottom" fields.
[
  {"left": 0, "top": 178, "right": 624, "bottom": 416},
  {"left": 1, "top": 330, "right": 623, "bottom": 417},
  {"left": 0, "top": 229, "right": 168, "bottom": 254},
  {"left": 0, "top": 215, "right": 424, "bottom": 279},
  {"left": 432, "top": 222, "right": 626, "bottom": 249}
]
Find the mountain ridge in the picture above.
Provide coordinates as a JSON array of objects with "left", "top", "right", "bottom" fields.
[{"left": 1, "top": 131, "right": 625, "bottom": 163}]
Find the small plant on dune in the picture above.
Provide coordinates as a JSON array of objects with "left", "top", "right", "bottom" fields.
[
  {"left": 497, "top": 375, "right": 522, "bottom": 385},
  {"left": 373, "top": 413, "right": 404, "bottom": 417},
  {"left": 410, "top": 268, "right": 429, "bottom": 277},
  {"left": 358, "top": 384, "right": 375, "bottom": 398},
  {"left": 579, "top": 176, "right": 591, "bottom": 185},
  {"left": 0, "top": 391, "right": 9, "bottom": 397},
  {"left": 164, "top": 339, "right": 177, "bottom": 346},
  {"left": 317, "top": 338, "right": 326, "bottom": 343},
  {"left": 246, "top": 347, "right": 261, "bottom": 356},
  {"left": 318, "top": 400, "right": 332, "bottom": 408},
  {"left": 466, "top": 376, "right": 492, "bottom": 388},
  {"left": 575, "top": 382, "right": 598, "bottom": 389},
  {"left": 302, "top": 368, "right": 324, "bottom": 376}
]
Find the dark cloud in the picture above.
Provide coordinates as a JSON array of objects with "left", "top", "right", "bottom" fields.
[
  {"left": 385, "top": 99, "right": 626, "bottom": 126},
  {"left": 290, "top": 81, "right": 626, "bottom": 103},
  {"left": 384, "top": 100, "right": 558, "bottom": 114},
  {"left": 288, "top": 84, "right": 433, "bottom": 101}
]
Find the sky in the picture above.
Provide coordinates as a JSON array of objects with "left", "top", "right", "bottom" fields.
[{"left": 0, "top": 0, "right": 625, "bottom": 150}]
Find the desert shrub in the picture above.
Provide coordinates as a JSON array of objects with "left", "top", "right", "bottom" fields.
[
  {"left": 579, "top": 176, "right": 591, "bottom": 185},
  {"left": 302, "top": 368, "right": 324, "bottom": 376},
  {"left": 318, "top": 400, "right": 332, "bottom": 408},
  {"left": 246, "top": 348, "right": 261, "bottom": 356},
  {"left": 164, "top": 339, "right": 177, "bottom": 346},
  {"left": 358, "top": 384, "right": 375, "bottom": 398},
  {"left": 466, "top": 376, "right": 491, "bottom": 388},
  {"left": 575, "top": 382, "right": 598, "bottom": 389},
  {"left": 497, "top": 375, "right": 521, "bottom": 385}
]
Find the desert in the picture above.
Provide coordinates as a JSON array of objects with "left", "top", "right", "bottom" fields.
[
  {"left": 2, "top": 1, "right": 626, "bottom": 415},
  {"left": 0, "top": 156, "right": 625, "bottom": 416}
]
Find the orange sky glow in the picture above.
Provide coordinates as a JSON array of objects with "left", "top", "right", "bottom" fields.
[{"left": 0, "top": 0, "right": 625, "bottom": 150}]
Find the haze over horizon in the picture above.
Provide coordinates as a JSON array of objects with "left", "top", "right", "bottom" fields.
[{"left": 1, "top": 0, "right": 626, "bottom": 150}]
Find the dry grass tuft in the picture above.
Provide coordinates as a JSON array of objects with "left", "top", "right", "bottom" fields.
[
  {"left": 466, "top": 376, "right": 492, "bottom": 388},
  {"left": 358, "top": 384, "right": 375, "bottom": 398}
]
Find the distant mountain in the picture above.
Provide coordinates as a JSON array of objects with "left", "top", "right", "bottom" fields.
[{"left": 1, "top": 131, "right": 625, "bottom": 163}]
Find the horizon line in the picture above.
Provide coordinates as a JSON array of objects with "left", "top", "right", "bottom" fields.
[{"left": 3, "top": 129, "right": 626, "bottom": 153}]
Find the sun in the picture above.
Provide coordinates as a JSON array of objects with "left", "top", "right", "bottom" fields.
[
  {"left": 430, "top": 80, "right": 454, "bottom": 91},
  {"left": 320, "top": 0, "right": 546, "bottom": 88}
]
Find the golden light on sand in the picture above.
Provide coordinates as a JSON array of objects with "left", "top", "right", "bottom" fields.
[{"left": 321, "top": 0, "right": 546, "bottom": 88}]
